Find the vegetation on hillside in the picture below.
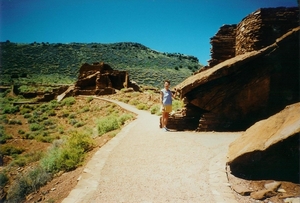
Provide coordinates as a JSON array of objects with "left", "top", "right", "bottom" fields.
[
  {"left": 0, "top": 93, "right": 135, "bottom": 202},
  {"left": 0, "top": 41, "right": 203, "bottom": 88}
]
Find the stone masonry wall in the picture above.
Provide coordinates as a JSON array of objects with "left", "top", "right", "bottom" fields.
[
  {"left": 208, "top": 25, "right": 237, "bottom": 67},
  {"left": 207, "top": 7, "right": 299, "bottom": 67},
  {"left": 235, "top": 7, "right": 299, "bottom": 55}
]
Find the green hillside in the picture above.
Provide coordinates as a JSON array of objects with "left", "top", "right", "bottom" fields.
[{"left": 0, "top": 41, "right": 203, "bottom": 88}]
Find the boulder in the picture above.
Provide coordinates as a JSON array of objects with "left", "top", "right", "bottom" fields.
[{"left": 227, "top": 102, "right": 300, "bottom": 183}]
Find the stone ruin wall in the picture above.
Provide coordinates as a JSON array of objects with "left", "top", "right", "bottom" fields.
[
  {"left": 74, "top": 62, "right": 137, "bottom": 96},
  {"left": 235, "top": 7, "right": 299, "bottom": 55},
  {"left": 208, "top": 25, "right": 237, "bottom": 67},
  {"left": 208, "top": 7, "right": 299, "bottom": 67}
]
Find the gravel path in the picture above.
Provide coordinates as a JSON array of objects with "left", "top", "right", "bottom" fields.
[{"left": 62, "top": 98, "right": 241, "bottom": 203}]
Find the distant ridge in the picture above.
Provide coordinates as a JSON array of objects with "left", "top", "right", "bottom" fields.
[{"left": 0, "top": 41, "right": 203, "bottom": 88}]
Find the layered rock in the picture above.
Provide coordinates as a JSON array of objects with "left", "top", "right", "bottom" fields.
[
  {"left": 227, "top": 102, "right": 300, "bottom": 183},
  {"left": 207, "top": 7, "right": 299, "bottom": 67},
  {"left": 208, "top": 24, "right": 237, "bottom": 67},
  {"left": 235, "top": 7, "right": 299, "bottom": 55},
  {"left": 175, "top": 26, "right": 300, "bottom": 131}
]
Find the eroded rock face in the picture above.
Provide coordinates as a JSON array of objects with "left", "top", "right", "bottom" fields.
[
  {"left": 227, "top": 102, "right": 300, "bottom": 183},
  {"left": 208, "top": 7, "right": 299, "bottom": 67},
  {"left": 176, "top": 27, "right": 300, "bottom": 131},
  {"left": 74, "top": 62, "right": 140, "bottom": 95}
]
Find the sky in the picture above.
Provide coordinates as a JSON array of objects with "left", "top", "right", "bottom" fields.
[{"left": 0, "top": 0, "right": 298, "bottom": 65}]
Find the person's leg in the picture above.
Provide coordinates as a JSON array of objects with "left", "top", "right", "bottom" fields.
[
  {"left": 164, "top": 112, "right": 169, "bottom": 128},
  {"left": 162, "top": 112, "right": 169, "bottom": 131},
  {"left": 162, "top": 112, "right": 167, "bottom": 128}
]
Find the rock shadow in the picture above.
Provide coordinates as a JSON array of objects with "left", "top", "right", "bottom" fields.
[{"left": 229, "top": 133, "right": 300, "bottom": 183}]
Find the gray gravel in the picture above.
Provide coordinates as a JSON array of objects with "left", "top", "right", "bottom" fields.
[{"left": 62, "top": 98, "right": 241, "bottom": 203}]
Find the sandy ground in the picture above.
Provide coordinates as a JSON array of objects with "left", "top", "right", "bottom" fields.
[{"left": 62, "top": 98, "right": 241, "bottom": 203}]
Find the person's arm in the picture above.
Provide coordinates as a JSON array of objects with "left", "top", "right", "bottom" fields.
[{"left": 160, "top": 91, "right": 164, "bottom": 105}]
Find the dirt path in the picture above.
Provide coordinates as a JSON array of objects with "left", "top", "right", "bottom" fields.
[{"left": 62, "top": 98, "right": 242, "bottom": 203}]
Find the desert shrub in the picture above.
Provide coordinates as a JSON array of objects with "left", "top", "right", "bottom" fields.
[
  {"left": 58, "top": 127, "right": 64, "bottom": 134},
  {"left": 61, "top": 110, "right": 70, "bottom": 117},
  {"left": 67, "top": 131, "right": 94, "bottom": 152},
  {"left": 0, "top": 172, "right": 9, "bottom": 187},
  {"left": 0, "top": 145, "right": 24, "bottom": 156},
  {"left": 23, "top": 113, "right": 32, "bottom": 118},
  {"left": 6, "top": 166, "right": 52, "bottom": 203},
  {"left": 11, "top": 151, "right": 43, "bottom": 167},
  {"left": 118, "top": 113, "right": 133, "bottom": 125},
  {"left": 150, "top": 104, "right": 160, "bottom": 114},
  {"left": 69, "top": 119, "right": 78, "bottom": 126},
  {"left": 18, "top": 129, "right": 25, "bottom": 135},
  {"left": 55, "top": 147, "right": 84, "bottom": 171},
  {"left": 120, "top": 98, "right": 129, "bottom": 103},
  {"left": 43, "top": 119, "right": 55, "bottom": 126},
  {"left": 0, "top": 133, "right": 12, "bottom": 144},
  {"left": 108, "top": 130, "right": 119, "bottom": 138},
  {"left": 172, "top": 99, "right": 183, "bottom": 111},
  {"left": 79, "top": 106, "right": 89, "bottom": 113},
  {"left": 10, "top": 156, "right": 27, "bottom": 167},
  {"left": 35, "top": 134, "right": 57, "bottom": 143},
  {"left": 97, "top": 115, "right": 120, "bottom": 136},
  {"left": 41, "top": 131, "right": 93, "bottom": 172},
  {"left": 0, "top": 89, "right": 10, "bottom": 98},
  {"left": 48, "top": 100, "right": 58, "bottom": 109},
  {"left": 22, "top": 104, "right": 36, "bottom": 110},
  {"left": 129, "top": 99, "right": 139, "bottom": 106},
  {"left": 2, "top": 105, "right": 19, "bottom": 114},
  {"left": 8, "top": 119, "right": 22, "bottom": 125},
  {"left": 33, "top": 110, "right": 43, "bottom": 116},
  {"left": 74, "top": 122, "right": 85, "bottom": 128},
  {"left": 20, "top": 107, "right": 32, "bottom": 114},
  {"left": 39, "top": 113, "right": 49, "bottom": 121},
  {"left": 86, "top": 97, "right": 93, "bottom": 102},
  {"left": 28, "top": 116, "right": 37, "bottom": 123},
  {"left": 68, "top": 113, "right": 76, "bottom": 119},
  {"left": 131, "top": 92, "right": 140, "bottom": 97},
  {"left": 0, "top": 126, "right": 12, "bottom": 143},
  {"left": 0, "top": 115, "right": 8, "bottom": 123},
  {"left": 30, "top": 123, "right": 43, "bottom": 131},
  {"left": 61, "top": 97, "right": 76, "bottom": 106},
  {"left": 47, "top": 109, "right": 56, "bottom": 116},
  {"left": 136, "top": 103, "right": 149, "bottom": 110},
  {"left": 22, "top": 132, "right": 32, "bottom": 139}
]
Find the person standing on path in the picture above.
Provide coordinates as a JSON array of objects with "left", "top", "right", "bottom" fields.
[{"left": 160, "top": 80, "right": 176, "bottom": 132}]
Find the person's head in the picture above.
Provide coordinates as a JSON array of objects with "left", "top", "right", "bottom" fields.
[{"left": 164, "top": 80, "right": 170, "bottom": 89}]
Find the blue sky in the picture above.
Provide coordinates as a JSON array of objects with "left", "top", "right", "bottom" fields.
[{"left": 0, "top": 0, "right": 298, "bottom": 65}]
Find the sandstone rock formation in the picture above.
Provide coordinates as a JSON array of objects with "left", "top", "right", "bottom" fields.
[
  {"left": 74, "top": 62, "right": 140, "bottom": 96},
  {"left": 174, "top": 26, "right": 299, "bottom": 131},
  {"left": 208, "top": 7, "right": 299, "bottom": 67},
  {"left": 169, "top": 7, "right": 299, "bottom": 131},
  {"left": 208, "top": 24, "right": 237, "bottom": 67},
  {"left": 227, "top": 102, "right": 300, "bottom": 183}
]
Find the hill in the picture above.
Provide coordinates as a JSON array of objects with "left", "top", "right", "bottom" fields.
[{"left": 0, "top": 41, "right": 203, "bottom": 88}]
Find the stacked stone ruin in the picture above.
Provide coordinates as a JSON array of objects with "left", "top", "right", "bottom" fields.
[
  {"left": 208, "top": 7, "right": 299, "bottom": 67},
  {"left": 208, "top": 25, "right": 237, "bottom": 67},
  {"left": 167, "top": 7, "right": 299, "bottom": 131},
  {"left": 74, "top": 62, "right": 139, "bottom": 96}
]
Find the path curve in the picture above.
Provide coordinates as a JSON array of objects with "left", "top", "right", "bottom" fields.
[{"left": 62, "top": 97, "right": 241, "bottom": 203}]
